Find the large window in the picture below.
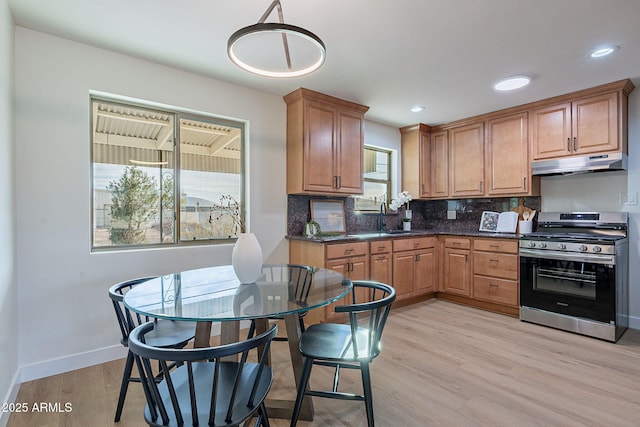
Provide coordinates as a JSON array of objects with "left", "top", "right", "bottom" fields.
[
  {"left": 354, "top": 147, "right": 391, "bottom": 211},
  {"left": 91, "top": 96, "right": 245, "bottom": 250}
]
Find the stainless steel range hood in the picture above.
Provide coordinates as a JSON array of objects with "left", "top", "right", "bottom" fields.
[{"left": 531, "top": 152, "right": 627, "bottom": 176}]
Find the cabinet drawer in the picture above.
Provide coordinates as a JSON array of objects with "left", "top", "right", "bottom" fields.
[
  {"left": 474, "top": 238, "right": 518, "bottom": 254},
  {"left": 393, "top": 237, "right": 436, "bottom": 252},
  {"left": 326, "top": 242, "right": 368, "bottom": 259},
  {"left": 370, "top": 240, "right": 392, "bottom": 254},
  {"left": 473, "top": 276, "right": 518, "bottom": 306},
  {"left": 444, "top": 237, "right": 471, "bottom": 250},
  {"left": 473, "top": 252, "right": 518, "bottom": 280}
]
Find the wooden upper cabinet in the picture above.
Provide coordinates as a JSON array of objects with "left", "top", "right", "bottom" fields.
[
  {"left": 572, "top": 92, "right": 618, "bottom": 155},
  {"left": 449, "top": 122, "right": 485, "bottom": 197},
  {"left": 284, "top": 88, "right": 369, "bottom": 195},
  {"left": 486, "top": 112, "right": 538, "bottom": 196},
  {"left": 400, "top": 124, "right": 432, "bottom": 198},
  {"left": 531, "top": 80, "right": 634, "bottom": 161},
  {"left": 530, "top": 103, "right": 572, "bottom": 160},
  {"left": 431, "top": 130, "right": 449, "bottom": 198}
]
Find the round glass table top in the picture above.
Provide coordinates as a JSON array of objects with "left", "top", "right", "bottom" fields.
[{"left": 123, "top": 264, "right": 352, "bottom": 322}]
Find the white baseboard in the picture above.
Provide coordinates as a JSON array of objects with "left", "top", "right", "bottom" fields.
[
  {"left": 19, "top": 345, "right": 128, "bottom": 383},
  {"left": 628, "top": 314, "right": 640, "bottom": 330},
  {"left": 17, "top": 321, "right": 233, "bottom": 383},
  {"left": 0, "top": 370, "right": 21, "bottom": 427}
]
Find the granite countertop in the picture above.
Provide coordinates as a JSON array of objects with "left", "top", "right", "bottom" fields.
[{"left": 286, "top": 229, "right": 522, "bottom": 243}]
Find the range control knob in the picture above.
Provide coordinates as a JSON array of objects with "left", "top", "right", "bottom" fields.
[
  {"left": 592, "top": 245, "right": 602, "bottom": 253},
  {"left": 527, "top": 241, "right": 536, "bottom": 248},
  {"left": 557, "top": 243, "right": 567, "bottom": 250},
  {"left": 538, "top": 242, "right": 547, "bottom": 248},
  {"left": 579, "top": 245, "right": 588, "bottom": 252}
]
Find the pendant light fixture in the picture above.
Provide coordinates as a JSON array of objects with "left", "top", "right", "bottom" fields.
[{"left": 227, "top": 0, "right": 326, "bottom": 78}]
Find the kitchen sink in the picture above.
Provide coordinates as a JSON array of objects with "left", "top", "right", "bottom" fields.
[{"left": 347, "top": 230, "right": 412, "bottom": 239}]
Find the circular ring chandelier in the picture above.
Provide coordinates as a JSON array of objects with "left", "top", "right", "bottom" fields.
[{"left": 227, "top": 1, "right": 326, "bottom": 78}]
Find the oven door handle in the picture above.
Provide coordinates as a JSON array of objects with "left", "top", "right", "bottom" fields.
[{"left": 519, "top": 248, "right": 615, "bottom": 265}]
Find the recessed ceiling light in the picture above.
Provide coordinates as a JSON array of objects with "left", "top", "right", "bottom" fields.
[
  {"left": 410, "top": 106, "right": 425, "bottom": 113},
  {"left": 590, "top": 46, "right": 619, "bottom": 58},
  {"left": 494, "top": 76, "right": 531, "bottom": 91}
]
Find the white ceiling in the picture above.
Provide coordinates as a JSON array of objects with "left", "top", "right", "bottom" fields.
[{"left": 8, "top": 0, "right": 640, "bottom": 128}]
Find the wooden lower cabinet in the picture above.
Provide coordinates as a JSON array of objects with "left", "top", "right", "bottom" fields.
[
  {"left": 369, "top": 239, "right": 393, "bottom": 285},
  {"left": 438, "top": 236, "right": 519, "bottom": 315},
  {"left": 472, "top": 238, "right": 519, "bottom": 308},
  {"left": 442, "top": 237, "right": 471, "bottom": 296},
  {"left": 289, "top": 234, "right": 520, "bottom": 322},
  {"left": 392, "top": 237, "right": 436, "bottom": 300}
]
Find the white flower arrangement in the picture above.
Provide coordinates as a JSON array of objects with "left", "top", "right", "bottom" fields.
[{"left": 389, "top": 191, "right": 413, "bottom": 211}]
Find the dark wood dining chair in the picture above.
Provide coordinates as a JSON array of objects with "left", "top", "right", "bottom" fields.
[
  {"left": 246, "top": 264, "right": 314, "bottom": 341},
  {"left": 129, "top": 321, "right": 278, "bottom": 427},
  {"left": 109, "top": 277, "right": 196, "bottom": 422},
  {"left": 289, "top": 280, "right": 396, "bottom": 427}
]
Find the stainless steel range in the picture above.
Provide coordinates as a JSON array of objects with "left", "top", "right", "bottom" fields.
[{"left": 519, "top": 212, "right": 629, "bottom": 342}]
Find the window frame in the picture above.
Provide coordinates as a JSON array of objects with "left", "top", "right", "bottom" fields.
[
  {"left": 355, "top": 146, "right": 392, "bottom": 212},
  {"left": 90, "top": 92, "right": 246, "bottom": 252}
]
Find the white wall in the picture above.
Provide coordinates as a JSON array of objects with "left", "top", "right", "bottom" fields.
[
  {"left": 0, "top": 0, "right": 18, "bottom": 423},
  {"left": 14, "top": 27, "right": 289, "bottom": 381},
  {"left": 541, "top": 85, "right": 640, "bottom": 328}
]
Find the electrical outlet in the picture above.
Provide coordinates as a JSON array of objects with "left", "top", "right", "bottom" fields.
[
  {"left": 447, "top": 210, "right": 457, "bottom": 220},
  {"left": 619, "top": 192, "right": 638, "bottom": 205}
]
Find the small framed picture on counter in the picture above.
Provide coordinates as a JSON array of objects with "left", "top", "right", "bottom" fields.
[{"left": 310, "top": 200, "right": 346, "bottom": 233}]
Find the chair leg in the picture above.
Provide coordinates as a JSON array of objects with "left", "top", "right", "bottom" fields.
[
  {"left": 290, "top": 357, "right": 314, "bottom": 427},
  {"left": 360, "top": 362, "right": 375, "bottom": 427},
  {"left": 258, "top": 402, "right": 271, "bottom": 427},
  {"left": 114, "top": 351, "right": 135, "bottom": 422},
  {"left": 298, "top": 315, "right": 306, "bottom": 333}
]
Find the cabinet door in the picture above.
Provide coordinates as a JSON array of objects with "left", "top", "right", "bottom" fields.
[
  {"left": 325, "top": 256, "right": 368, "bottom": 321},
  {"left": 392, "top": 252, "right": 417, "bottom": 300},
  {"left": 487, "top": 113, "right": 529, "bottom": 195},
  {"left": 449, "top": 122, "right": 485, "bottom": 197},
  {"left": 443, "top": 248, "right": 470, "bottom": 296},
  {"left": 431, "top": 130, "right": 449, "bottom": 198},
  {"left": 370, "top": 254, "right": 392, "bottom": 285},
  {"left": 572, "top": 92, "right": 619, "bottom": 155},
  {"left": 336, "top": 109, "right": 364, "bottom": 194},
  {"left": 304, "top": 100, "right": 337, "bottom": 192},
  {"left": 415, "top": 249, "right": 435, "bottom": 294},
  {"left": 531, "top": 103, "right": 572, "bottom": 160},
  {"left": 419, "top": 130, "right": 432, "bottom": 197}
]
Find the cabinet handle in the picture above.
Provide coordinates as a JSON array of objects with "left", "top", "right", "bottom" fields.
[
  {"left": 489, "top": 283, "right": 499, "bottom": 287},
  {"left": 490, "top": 244, "right": 499, "bottom": 248},
  {"left": 413, "top": 243, "right": 420, "bottom": 248},
  {"left": 333, "top": 176, "right": 338, "bottom": 188},
  {"left": 523, "top": 177, "right": 527, "bottom": 191},
  {"left": 465, "top": 254, "right": 468, "bottom": 262},
  {"left": 490, "top": 258, "right": 499, "bottom": 263},
  {"left": 415, "top": 254, "right": 420, "bottom": 261},
  {"left": 567, "top": 137, "right": 571, "bottom": 151},
  {"left": 344, "top": 249, "right": 353, "bottom": 255},
  {"left": 337, "top": 175, "right": 341, "bottom": 189},
  {"left": 377, "top": 246, "right": 386, "bottom": 251},
  {"left": 573, "top": 137, "right": 577, "bottom": 151},
  {"left": 479, "top": 181, "right": 483, "bottom": 192}
]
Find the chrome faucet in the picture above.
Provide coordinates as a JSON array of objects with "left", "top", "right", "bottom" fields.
[{"left": 378, "top": 203, "right": 387, "bottom": 232}]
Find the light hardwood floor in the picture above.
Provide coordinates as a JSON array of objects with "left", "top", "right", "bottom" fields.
[{"left": 8, "top": 300, "right": 640, "bottom": 427}]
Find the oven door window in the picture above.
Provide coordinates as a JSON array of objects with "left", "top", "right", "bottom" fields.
[{"left": 533, "top": 261, "right": 596, "bottom": 299}]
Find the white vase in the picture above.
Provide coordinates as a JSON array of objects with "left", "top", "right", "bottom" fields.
[
  {"left": 232, "top": 233, "right": 263, "bottom": 284},
  {"left": 404, "top": 209, "right": 412, "bottom": 220},
  {"left": 403, "top": 221, "right": 411, "bottom": 231}
]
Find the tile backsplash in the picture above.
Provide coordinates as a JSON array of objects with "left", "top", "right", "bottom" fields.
[{"left": 288, "top": 195, "right": 541, "bottom": 235}]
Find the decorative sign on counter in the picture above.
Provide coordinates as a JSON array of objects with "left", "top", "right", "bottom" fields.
[
  {"left": 310, "top": 200, "right": 346, "bottom": 233},
  {"left": 479, "top": 211, "right": 518, "bottom": 233}
]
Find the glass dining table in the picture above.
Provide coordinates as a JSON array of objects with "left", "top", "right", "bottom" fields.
[{"left": 123, "top": 263, "right": 352, "bottom": 421}]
